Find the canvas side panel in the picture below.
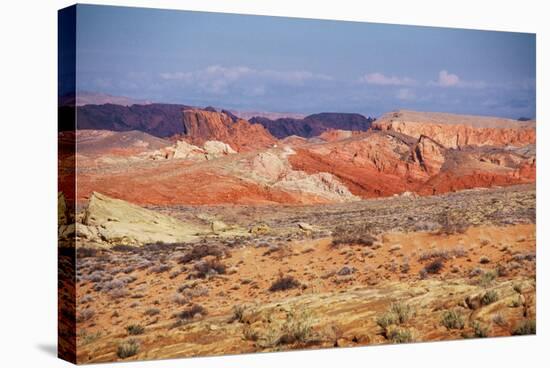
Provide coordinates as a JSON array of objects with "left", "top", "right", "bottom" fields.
[{"left": 58, "top": 4, "right": 77, "bottom": 364}]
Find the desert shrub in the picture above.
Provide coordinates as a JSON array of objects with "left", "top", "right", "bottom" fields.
[
  {"left": 175, "top": 304, "right": 207, "bottom": 320},
  {"left": 513, "top": 283, "right": 523, "bottom": 294},
  {"left": 192, "top": 259, "right": 226, "bottom": 278},
  {"left": 330, "top": 223, "right": 377, "bottom": 247},
  {"left": 480, "top": 290, "right": 499, "bottom": 306},
  {"left": 278, "top": 309, "right": 315, "bottom": 345},
  {"left": 386, "top": 326, "right": 413, "bottom": 343},
  {"left": 376, "top": 302, "right": 414, "bottom": 337},
  {"left": 109, "top": 288, "right": 128, "bottom": 299},
  {"left": 231, "top": 304, "right": 247, "bottom": 323},
  {"left": 437, "top": 212, "right": 468, "bottom": 235},
  {"left": 149, "top": 263, "right": 172, "bottom": 274},
  {"left": 391, "top": 302, "right": 414, "bottom": 324},
  {"left": 478, "top": 271, "right": 497, "bottom": 287},
  {"left": 472, "top": 321, "right": 489, "bottom": 338},
  {"left": 117, "top": 339, "right": 140, "bottom": 359},
  {"left": 183, "top": 285, "right": 209, "bottom": 299},
  {"left": 418, "top": 247, "right": 467, "bottom": 262},
  {"left": 242, "top": 325, "right": 260, "bottom": 341},
  {"left": 111, "top": 244, "right": 136, "bottom": 253},
  {"left": 178, "top": 244, "right": 226, "bottom": 264},
  {"left": 144, "top": 308, "right": 160, "bottom": 317},
  {"left": 172, "top": 293, "right": 189, "bottom": 306},
  {"left": 422, "top": 259, "right": 444, "bottom": 275},
  {"left": 80, "top": 294, "right": 93, "bottom": 304},
  {"left": 441, "top": 310, "right": 465, "bottom": 330},
  {"left": 77, "top": 247, "right": 99, "bottom": 258},
  {"left": 269, "top": 274, "right": 300, "bottom": 292},
  {"left": 376, "top": 313, "right": 397, "bottom": 330},
  {"left": 492, "top": 313, "right": 506, "bottom": 327},
  {"left": 126, "top": 324, "right": 145, "bottom": 335},
  {"left": 78, "top": 330, "right": 102, "bottom": 345},
  {"left": 512, "top": 320, "right": 536, "bottom": 335},
  {"left": 76, "top": 308, "right": 95, "bottom": 323},
  {"left": 479, "top": 256, "right": 491, "bottom": 264}
]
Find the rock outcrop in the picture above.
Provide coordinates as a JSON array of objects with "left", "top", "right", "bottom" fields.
[
  {"left": 373, "top": 110, "right": 536, "bottom": 148},
  {"left": 182, "top": 109, "right": 277, "bottom": 152},
  {"left": 148, "top": 139, "right": 237, "bottom": 161},
  {"left": 78, "top": 192, "right": 206, "bottom": 246},
  {"left": 289, "top": 130, "right": 535, "bottom": 198}
]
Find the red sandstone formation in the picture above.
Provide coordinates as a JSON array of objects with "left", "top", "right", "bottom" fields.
[
  {"left": 182, "top": 109, "right": 277, "bottom": 152},
  {"left": 373, "top": 110, "right": 535, "bottom": 148}
]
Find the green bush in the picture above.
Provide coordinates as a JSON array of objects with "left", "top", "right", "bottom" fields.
[{"left": 441, "top": 310, "right": 465, "bottom": 330}]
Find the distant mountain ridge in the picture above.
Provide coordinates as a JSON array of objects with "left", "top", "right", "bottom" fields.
[
  {"left": 249, "top": 113, "right": 375, "bottom": 138},
  {"left": 60, "top": 103, "right": 192, "bottom": 137}
]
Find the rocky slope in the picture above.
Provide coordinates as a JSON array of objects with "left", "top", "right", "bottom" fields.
[
  {"left": 289, "top": 130, "right": 535, "bottom": 198},
  {"left": 373, "top": 110, "right": 535, "bottom": 148},
  {"left": 250, "top": 112, "right": 374, "bottom": 139},
  {"left": 182, "top": 109, "right": 277, "bottom": 152}
]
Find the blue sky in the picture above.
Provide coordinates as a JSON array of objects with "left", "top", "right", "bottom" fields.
[{"left": 73, "top": 4, "right": 536, "bottom": 118}]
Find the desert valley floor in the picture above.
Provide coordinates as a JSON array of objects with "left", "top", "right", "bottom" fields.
[{"left": 58, "top": 108, "right": 536, "bottom": 363}]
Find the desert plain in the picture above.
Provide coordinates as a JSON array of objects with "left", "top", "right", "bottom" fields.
[{"left": 58, "top": 106, "right": 536, "bottom": 363}]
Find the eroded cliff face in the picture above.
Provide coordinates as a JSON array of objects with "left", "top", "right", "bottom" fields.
[
  {"left": 373, "top": 110, "right": 536, "bottom": 149},
  {"left": 182, "top": 109, "right": 277, "bottom": 152},
  {"left": 288, "top": 130, "right": 535, "bottom": 198}
]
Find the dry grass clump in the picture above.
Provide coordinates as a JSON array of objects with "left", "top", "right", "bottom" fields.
[
  {"left": 376, "top": 302, "right": 414, "bottom": 341},
  {"left": 480, "top": 290, "right": 499, "bottom": 306},
  {"left": 330, "top": 223, "right": 377, "bottom": 247},
  {"left": 192, "top": 259, "right": 226, "bottom": 279},
  {"left": 385, "top": 326, "right": 414, "bottom": 343},
  {"left": 174, "top": 304, "right": 207, "bottom": 321},
  {"left": 441, "top": 309, "right": 465, "bottom": 330},
  {"left": 512, "top": 320, "right": 536, "bottom": 335},
  {"left": 126, "top": 324, "right": 145, "bottom": 335},
  {"left": 76, "top": 308, "right": 95, "bottom": 323},
  {"left": 277, "top": 309, "right": 315, "bottom": 345},
  {"left": 472, "top": 320, "right": 490, "bottom": 338},
  {"left": 420, "top": 258, "right": 444, "bottom": 277},
  {"left": 144, "top": 308, "right": 160, "bottom": 317},
  {"left": 418, "top": 247, "right": 466, "bottom": 262},
  {"left": 117, "top": 339, "right": 140, "bottom": 359},
  {"left": 436, "top": 212, "right": 468, "bottom": 235},
  {"left": 269, "top": 274, "right": 300, "bottom": 292},
  {"left": 178, "top": 243, "right": 226, "bottom": 264},
  {"left": 149, "top": 263, "right": 172, "bottom": 274}
]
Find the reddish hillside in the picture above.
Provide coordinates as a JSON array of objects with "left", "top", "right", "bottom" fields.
[
  {"left": 182, "top": 109, "right": 277, "bottom": 152},
  {"left": 373, "top": 110, "right": 535, "bottom": 148},
  {"left": 288, "top": 130, "right": 535, "bottom": 198}
]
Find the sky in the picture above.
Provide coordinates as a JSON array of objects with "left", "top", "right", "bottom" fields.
[{"left": 71, "top": 4, "right": 536, "bottom": 118}]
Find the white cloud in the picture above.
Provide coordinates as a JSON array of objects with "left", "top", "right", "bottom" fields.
[
  {"left": 396, "top": 88, "right": 416, "bottom": 101},
  {"left": 358, "top": 72, "right": 415, "bottom": 86},
  {"left": 435, "top": 70, "right": 460, "bottom": 87},
  {"left": 160, "top": 65, "right": 332, "bottom": 94},
  {"left": 430, "top": 70, "right": 486, "bottom": 89}
]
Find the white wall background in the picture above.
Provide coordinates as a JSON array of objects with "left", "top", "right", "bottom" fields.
[{"left": 0, "top": 0, "right": 546, "bottom": 367}]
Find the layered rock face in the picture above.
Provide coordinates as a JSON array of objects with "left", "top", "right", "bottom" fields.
[
  {"left": 182, "top": 109, "right": 277, "bottom": 152},
  {"left": 289, "top": 129, "right": 535, "bottom": 198},
  {"left": 373, "top": 110, "right": 535, "bottom": 148}
]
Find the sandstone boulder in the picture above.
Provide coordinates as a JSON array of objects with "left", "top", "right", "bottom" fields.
[{"left": 81, "top": 192, "right": 205, "bottom": 246}]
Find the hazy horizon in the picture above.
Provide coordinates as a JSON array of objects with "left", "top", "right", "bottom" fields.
[{"left": 68, "top": 4, "right": 536, "bottom": 119}]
